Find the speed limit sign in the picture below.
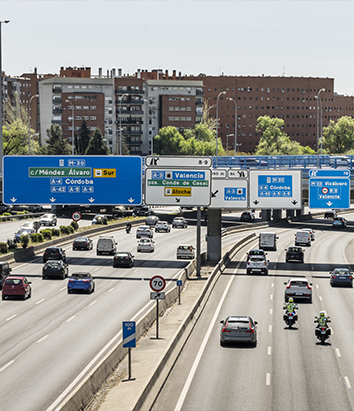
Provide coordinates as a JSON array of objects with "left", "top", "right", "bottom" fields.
[
  {"left": 150, "top": 275, "right": 166, "bottom": 292},
  {"left": 71, "top": 211, "right": 82, "bottom": 222}
]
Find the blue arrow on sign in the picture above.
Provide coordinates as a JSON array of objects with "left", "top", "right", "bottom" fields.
[{"left": 123, "top": 321, "right": 136, "bottom": 348}]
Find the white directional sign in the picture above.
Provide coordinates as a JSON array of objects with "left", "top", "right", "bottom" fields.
[
  {"left": 249, "top": 170, "right": 302, "bottom": 209},
  {"left": 209, "top": 168, "right": 248, "bottom": 209},
  {"left": 145, "top": 156, "right": 212, "bottom": 168},
  {"left": 145, "top": 167, "right": 212, "bottom": 206}
]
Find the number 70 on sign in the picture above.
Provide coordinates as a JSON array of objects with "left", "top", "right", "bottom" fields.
[{"left": 150, "top": 275, "right": 166, "bottom": 292}]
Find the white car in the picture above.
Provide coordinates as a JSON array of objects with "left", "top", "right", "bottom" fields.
[
  {"left": 137, "top": 238, "right": 155, "bottom": 252},
  {"left": 284, "top": 277, "right": 313, "bottom": 303},
  {"left": 301, "top": 228, "right": 315, "bottom": 241},
  {"left": 39, "top": 213, "right": 57, "bottom": 226},
  {"left": 155, "top": 221, "right": 171, "bottom": 233},
  {"left": 20, "top": 221, "right": 36, "bottom": 231},
  {"left": 136, "top": 225, "right": 154, "bottom": 239},
  {"left": 246, "top": 256, "right": 269, "bottom": 275},
  {"left": 176, "top": 244, "right": 195, "bottom": 259}
]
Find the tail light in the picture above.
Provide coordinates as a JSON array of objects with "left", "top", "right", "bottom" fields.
[
  {"left": 83, "top": 280, "right": 90, "bottom": 283},
  {"left": 222, "top": 326, "right": 230, "bottom": 333},
  {"left": 350, "top": 276, "right": 353, "bottom": 280},
  {"left": 321, "top": 327, "right": 325, "bottom": 331},
  {"left": 68, "top": 279, "right": 74, "bottom": 283},
  {"left": 246, "top": 323, "right": 255, "bottom": 333},
  {"left": 332, "top": 275, "right": 336, "bottom": 279},
  {"left": 286, "top": 283, "right": 291, "bottom": 289},
  {"left": 307, "top": 283, "right": 312, "bottom": 289}
]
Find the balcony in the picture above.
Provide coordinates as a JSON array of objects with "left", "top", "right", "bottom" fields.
[
  {"left": 52, "top": 98, "right": 62, "bottom": 104},
  {"left": 121, "top": 130, "right": 143, "bottom": 135},
  {"left": 126, "top": 139, "right": 143, "bottom": 145},
  {"left": 52, "top": 86, "right": 62, "bottom": 93},
  {"left": 116, "top": 89, "right": 144, "bottom": 95},
  {"left": 119, "top": 118, "right": 143, "bottom": 125},
  {"left": 53, "top": 107, "right": 63, "bottom": 114},
  {"left": 116, "top": 99, "right": 145, "bottom": 105},
  {"left": 117, "top": 109, "right": 144, "bottom": 115},
  {"left": 196, "top": 89, "right": 203, "bottom": 96},
  {"left": 52, "top": 119, "right": 62, "bottom": 124},
  {"left": 196, "top": 99, "right": 203, "bottom": 106}
]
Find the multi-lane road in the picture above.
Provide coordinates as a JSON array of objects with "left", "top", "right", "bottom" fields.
[{"left": 152, "top": 214, "right": 354, "bottom": 411}]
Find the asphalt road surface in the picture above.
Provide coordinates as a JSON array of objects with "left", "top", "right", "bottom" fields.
[{"left": 152, "top": 214, "right": 354, "bottom": 411}]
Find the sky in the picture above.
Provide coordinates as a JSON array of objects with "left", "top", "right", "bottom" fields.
[{"left": 2, "top": 1, "right": 354, "bottom": 95}]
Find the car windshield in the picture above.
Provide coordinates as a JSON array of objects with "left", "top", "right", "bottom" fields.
[
  {"left": 288, "top": 247, "right": 300, "bottom": 252},
  {"left": 115, "top": 253, "right": 129, "bottom": 258},
  {"left": 41, "top": 214, "right": 52, "bottom": 219},
  {"left": 5, "top": 278, "right": 22, "bottom": 285},
  {"left": 290, "top": 281, "right": 308, "bottom": 286},
  {"left": 75, "top": 237, "right": 88, "bottom": 242},
  {"left": 46, "top": 262, "right": 61, "bottom": 268},
  {"left": 46, "top": 248, "right": 60, "bottom": 254},
  {"left": 71, "top": 273, "right": 90, "bottom": 279},
  {"left": 250, "top": 250, "right": 263, "bottom": 255},
  {"left": 250, "top": 257, "right": 265, "bottom": 262},
  {"left": 226, "top": 320, "right": 250, "bottom": 329},
  {"left": 334, "top": 269, "right": 350, "bottom": 275}
]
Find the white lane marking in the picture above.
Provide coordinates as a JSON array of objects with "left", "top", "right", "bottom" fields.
[
  {"left": 108, "top": 288, "right": 114, "bottom": 293},
  {"left": 270, "top": 294, "right": 273, "bottom": 300},
  {"left": 89, "top": 301, "right": 97, "bottom": 306},
  {"left": 266, "top": 373, "right": 271, "bottom": 386},
  {"left": 59, "top": 287, "right": 66, "bottom": 292},
  {"left": 85, "top": 253, "right": 90, "bottom": 256},
  {"left": 269, "top": 308, "right": 273, "bottom": 315},
  {"left": 345, "top": 376, "right": 352, "bottom": 389},
  {"left": 66, "top": 316, "right": 75, "bottom": 322},
  {"left": 267, "top": 346, "right": 272, "bottom": 355},
  {"left": 6, "top": 315, "right": 17, "bottom": 322},
  {"left": 36, "top": 299, "right": 45, "bottom": 305},
  {"left": 271, "top": 283, "right": 274, "bottom": 288},
  {"left": 174, "top": 266, "right": 236, "bottom": 411},
  {"left": 93, "top": 267, "right": 100, "bottom": 272},
  {"left": 318, "top": 296, "right": 322, "bottom": 301},
  {"left": 336, "top": 348, "right": 341, "bottom": 357},
  {"left": 37, "top": 335, "right": 48, "bottom": 343},
  {"left": 0, "top": 360, "right": 14, "bottom": 373},
  {"left": 315, "top": 284, "right": 319, "bottom": 289},
  {"left": 269, "top": 325, "right": 272, "bottom": 333}
]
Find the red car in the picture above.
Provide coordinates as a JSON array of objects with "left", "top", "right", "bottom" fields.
[{"left": 2, "top": 276, "right": 32, "bottom": 300}]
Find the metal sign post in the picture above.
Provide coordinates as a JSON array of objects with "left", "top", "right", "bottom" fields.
[{"left": 149, "top": 276, "right": 166, "bottom": 339}]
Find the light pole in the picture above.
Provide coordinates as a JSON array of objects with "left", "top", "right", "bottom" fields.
[
  {"left": 118, "top": 93, "right": 128, "bottom": 155},
  {"left": 226, "top": 133, "right": 234, "bottom": 154},
  {"left": 28, "top": 94, "right": 39, "bottom": 155},
  {"left": 315, "top": 88, "right": 325, "bottom": 168},
  {"left": 65, "top": 100, "right": 74, "bottom": 155},
  {"left": 215, "top": 91, "right": 226, "bottom": 165},
  {"left": 227, "top": 97, "right": 237, "bottom": 156},
  {"left": 0, "top": 19, "right": 10, "bottom": 177}
]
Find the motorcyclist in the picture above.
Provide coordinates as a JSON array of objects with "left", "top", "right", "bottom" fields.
[
  {"left": 283, "top": 297, "right": 298, "bottom": 314},
  {"left": 314, "top": 311, "right": 331, "bottom": 328},
  {"left": 126, "top": 222, "right": 132, "bottom": 233}
]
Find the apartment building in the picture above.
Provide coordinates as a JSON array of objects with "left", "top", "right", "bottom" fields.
[{"left": 184, "top": 74, "right": 354, "bottom": 152}]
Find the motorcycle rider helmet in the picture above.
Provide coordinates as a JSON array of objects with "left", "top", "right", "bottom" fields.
[
  {"left": 288, "top": 298, "right": 293, "bottom": 303},
  {"left": 320, "top": 311, "right": 325, "bottom": 317}
]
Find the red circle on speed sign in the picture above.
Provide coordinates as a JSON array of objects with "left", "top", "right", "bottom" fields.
[
  {"left": 150, "top": 275, "right": 166, "bottom": 292},
  {"left": 71, "top": 211, "right": 82, "bottom": 222},
  {"left": 321, "top": 187, "right": 329, "bottom": 195}
]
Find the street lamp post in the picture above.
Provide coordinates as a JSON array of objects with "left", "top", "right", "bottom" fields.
[
  {"left": 65, "top": 100, "right": 74, "bottom": 155},
  {"left": 215, "top": 91, "right": 226, "bottom": 165},
  {"left": 0, "top": 19, "right": 10, "bottom": 177},
  {"left": 227, "top": 97, "right": 237, "bottom": 156},
  {"left": 118, "top": 93, "right": 128, "bottom": 155},
  {"left": 316, "top": 88, "right": 325, "bottom": 168},
  {"left": 226, "top": 133, "right": 234, "bottom": 154},
  {"left": 28, "top": 94, "right": 39, "bottom": 155}
]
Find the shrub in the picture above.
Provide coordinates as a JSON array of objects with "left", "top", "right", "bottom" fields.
[
  {"left": 7, "top": 238, "right": 16, "bottom": 249},
  {"left": 41, "top": 229, "right": 52, "bottom": 240},
  {"left": 20, "top": 234, "right": 30, "bottom": 249},
  {"left": 60, "top": 225, "right": 69, "bottom": 235},
  {"left": 1, "top": 212, "right": 12, "bottom": 222},
  {"left": 0, "top": 242, "right": 8, "bottom": 254},
  {"left": 37, "top": 233, "right": 44, "bottom": 243},
  {"left": 67, "top": 225, "right": 75, "bottom": 234},
  {"left": 70, "top": 220, "right": 79, "bottom": 231},
  {"left": 30, "top": 233, "right": 38, "bottom": 243},
  {"left": 51, "top": 228, "right": 60, "bottom": 237}
]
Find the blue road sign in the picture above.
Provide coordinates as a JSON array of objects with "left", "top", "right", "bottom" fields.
[
  {"left": 3, "top": 156, "right": 142, "bottom": 206},
  {"left": 309, "top": 169, "right": 350, "bottom": 209},
  {"left": 123, "top": 321, "right": 136, "bottom": 348},
  {"left": 258, "top": 175, "right": 293, "bottom": 198},
  {"left": 224, "top": 187, "right": 246, "bottom": 201}
]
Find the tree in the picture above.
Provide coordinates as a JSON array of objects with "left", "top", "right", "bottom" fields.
[
  {"left": 117, "top": 135, "right": 130, "bottom": 155},
  {"left": 76, "top": 120, "right": 91, "bottom": 155},
  {"left": 85, "top": 128, "right": 111, "bottom": 155},
  {"left": 322, "top": 116, "right": 354, "bottom": 154},
  {"left": 45, "top": 124, "right": 72, "bottom": 155},
  {"left": 153, "top": 126, "right": 185, "bottom": 155}
]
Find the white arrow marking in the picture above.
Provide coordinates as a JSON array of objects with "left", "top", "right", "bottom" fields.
[
  {"left": 10, "top": 197, "right": 17, "bottom": 203},
  {"left": 89, "top": 197, "right": 95, "bottom": 203},
  {"left": 49, "top": 197, "right": 56, "bottom": 203},
  {"left": 326, "top": 201, "right": 333, "bottom": 206},
  {"left": 128, "top": 197, "right": 134, "bottom": 203}
]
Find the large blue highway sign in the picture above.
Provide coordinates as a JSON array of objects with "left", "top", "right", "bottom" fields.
[
  {"left": 3, "top": 156, "right": 142, "bottom": 206},
  {"left": 309, "top": 169, "right": 350, "bottom": 209},
  {"left": 123, "top": 321, "right": 136, "bottom": 348}
]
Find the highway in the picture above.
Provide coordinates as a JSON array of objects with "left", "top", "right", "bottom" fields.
[{"left": 152, "top": 214, "right": 354, "bottom": 411}]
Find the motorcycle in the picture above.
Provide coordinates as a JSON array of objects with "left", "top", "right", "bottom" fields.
[
  {"left": 283, "top": 311, "right": 297, "bottom": 328},
  {"left": 315, "top": 325, "right": 331, "bottom": 344},
  {"left": 126, "top": 225, "right": 131, "bottom": 234}
]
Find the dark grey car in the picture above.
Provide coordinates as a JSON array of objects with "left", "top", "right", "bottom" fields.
[
  {"left": 220, "top": 316, "right": 258, "bottom": 346},
  {"left": 330, "top": 268, "right": 353, "bottom": 287}
]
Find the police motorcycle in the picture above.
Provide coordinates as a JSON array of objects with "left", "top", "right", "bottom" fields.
[
  {"left": 314, "top": 312, "right": 331, "bottom": 344},
  {"left": 283, "top": 298, "right": 298, "bottom": 328},
  {"left": 126, "top": 223, "right": 132, "bottom": 234}
]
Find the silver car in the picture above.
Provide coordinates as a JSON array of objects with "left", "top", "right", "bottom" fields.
[
  {"left": 136, "top": 225, "right": 154, "bottom": 239},
  {"left": 220, "top": 316, "right": 258, "bottom": 346},
  {"left": 137, "top": 238, "right": 155, "bottom": 253},
  {"left": 284, "top": 277, "right": 313, "bottom": 303},
  {"left": 39, "top": 213, "right": 57, "bottom": 226},
  {"left": 301, "top": 228, "right": 315, "bottom": 241}
]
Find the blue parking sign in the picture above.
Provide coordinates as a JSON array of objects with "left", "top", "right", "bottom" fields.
[{"left": 123, "top": 321, "right": 136, "bottom": 348}]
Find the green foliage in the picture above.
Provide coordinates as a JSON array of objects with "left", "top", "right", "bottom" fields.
[
  {"left": 1, "top": 212, "right": 11, "bottom": 221},
  {"left": 7, "top": 238, "right": 16, "bottom": 249},
  {"left": 76, "top": 120, "right": 92, "bottom": 154},
  {"left": 117, "top": 135, "right": 130, "bottom": 155},
  {"left": 85, "top": 128, "right": 111, "bottom": 155},
  {"left": 0, "top": 242, "right": 8, "bottom": 254},
  {"left": 68, "top": 225, "right": 75, "bottom": 234},
  {"left": 59, "top": 225, "right": 69, "bottom": 235},
  {"left": 322, "top": 116, "right": 354, "bottom": 154},
  {"left": 20, "top": 234, "right": 30, "bottom": 249},
  {"left": 45, "top": 124, "right": 72, "bottom": 155},
  {"left": 30, "top": 233, "right": 44, "bottom": 243},
  {"left": 51, "top": 228, "right": 60, "bottom": 237},
  {"left": 41, "top": 229, "right": 52, "bottom": 240},
  {"left": 70, "top": 220, "right": 79, "bottom": 230},
  {"left": 255, "top": 116, "right": 307, "bottom": 155}
]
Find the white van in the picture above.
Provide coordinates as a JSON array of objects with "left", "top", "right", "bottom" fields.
[
  {"left": 97, "top": 236, "right": 117, "bottom": 255},
  {"left": 295, "top": 231, "right": 311, "bottom": 247},
  {"left": 259, "top": 232, "right": 278, "bottom": 251}
]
